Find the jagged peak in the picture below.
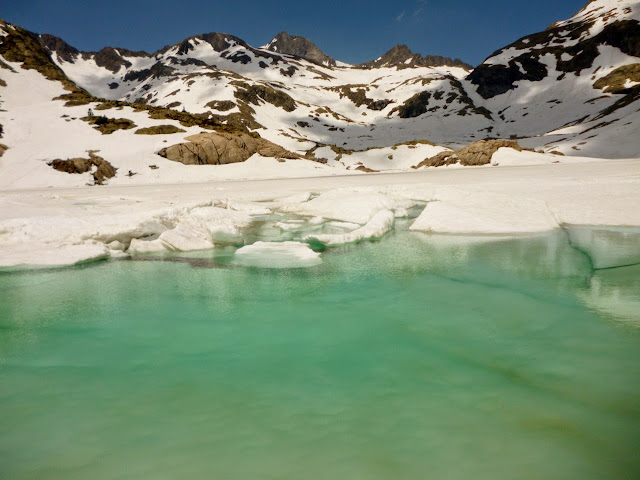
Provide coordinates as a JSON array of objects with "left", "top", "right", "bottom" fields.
[
  {"left": 360, "top": 44, "right": 472, "bottom": 70},
  {"left": 263, "top": 31, "right": 336, "bottom": 67}
]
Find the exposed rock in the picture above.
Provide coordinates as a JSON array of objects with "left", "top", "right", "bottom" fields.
[
  {"left": 84, "top": 47, "right": 132, "bottom": 74},
  {"left": 123, "top": 62, "right": 176, "bottom": 83},
  {"left": 329, "top": 84, "right": 393, "bottom": 111},
  {"left": 48, "top": 151, "right": 116, "bottom": 184},
  {"left": 360, "top": 44, "right": 472, "bottom": 70},
  {"left": 157, "top": 132, "right": 300, "bottom": 165},
  {"left": 134, "top": 125, "right": 186, "bottom": 135},
  {"left": 416, "top": 140, "right": 524, "bottom": 168},
  {"left": 81, "top": 115, "right": 136, "bottom": 134},
  {"left": 38, "top": 34, "right": 79, "bottom": 63},
  {"left": 232, "top": 81, "right": 297, "bottom": 112},
  {"left": 0, "top": 143, "right": 7, "bottom": 158},
  {"left": 265, "top": 32, "right": 336, "bottom": 67}
]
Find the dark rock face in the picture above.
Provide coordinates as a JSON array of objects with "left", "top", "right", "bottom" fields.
[
  {"left": 232, "top": 81, "right": 297, "bottom": 112},
  {"left": 49, "top": 151, "right": 116, "bottom": 184},
  {"left": 158, "top": 132, "right": 300, "bottom": 165},
  {"left": 123, "top": 61, "right": 176, "bottom": 83},
  {"left": 86, "top": 47, "right": 132, "bottom": 74},
  {"left": 39, "top": 34, "right": 79, "bottom": 62},
  {"left": 468, "top": 17, "right": 640, "bottom": 99},
  {"left": 265, "top": 32, "right": 336, "bottom": 67},
  {"left": 360, "top": 45, "right": 472, "bottom": 70}
]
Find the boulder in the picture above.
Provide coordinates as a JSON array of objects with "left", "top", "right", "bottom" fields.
[
  {"left": 157, "top": 132, "right": 300, "bottom": 165},
  {"left": 416, "top": 140, "right": 524, "bottom": 168},
  {"left": 48, "top": 151, "right": 116, "bottom": 184}
]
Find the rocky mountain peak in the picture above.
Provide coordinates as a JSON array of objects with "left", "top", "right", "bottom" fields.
[
  {"left": 264, "top": 31, "right": 336, "bottom": 67},
  {"left": 360, "top": 44, "right": 472, "bottom": 70}
]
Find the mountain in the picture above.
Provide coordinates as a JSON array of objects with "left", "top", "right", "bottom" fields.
[
  {"left": 0, "top": 0, "right": 639, "bottom": 189},
  {"left": 263, "top": 31, "right": 336, "bottom": 67},
  {"left": 360, "top": 44, "right": 472, "bottom": 70}
]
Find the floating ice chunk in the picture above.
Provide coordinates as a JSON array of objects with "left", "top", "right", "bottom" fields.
[
  {"left": 280, "top": 189, "right": 415, "bottom": 224},
  {"left": 327, "top": 221, "right": 361, "bottom": 230},
  {"left": 309, "top": 216, "right": 325, "bottom": 225},
  {"left": 209, "top": 224, "right": 244, "bottom": 244},
  {"left": 127, "top": 238, "right": 167, "bottom": 254},
  {"left": 394, "top": 208, "right": 409, "bottom": 218},
  {"left": 91, "top": 219, "right": 167, "bottom": 245},
  {"left": 565, "top": 226, "right": 640, "bottom": 269},
  {"left": 159, "top": 225, "right": 213, "bottom": 252},
  {"left": 306, "top": 210, "right": 395, "bottom": 246},
  {"left": 107, "top": 240, "right": 125, "bottom": 251},
  {"left": 275, "top": 221, "right": 307, "bottom": 231},
  {"left": 0, "top": 244, "right": 109, "bottom": 269},
  {"left": 410, "top": 190, "right": 558, "bottom": 234},
  {"left": 234, "top": 241, "right": 321, "bottom": 268}
]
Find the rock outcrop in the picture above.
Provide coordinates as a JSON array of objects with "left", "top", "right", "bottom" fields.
[
  {"left": 416, "top": 140, "right": 524, "bottom": 168},
  {"left": 157, "top": 132, "right": 300, "bottom": 165},
  {"left": 264, "top": 32, "right": 336, "bottom": 67},
  {"left": 49, "top": 151, "right": 116, "bottom": 184}
]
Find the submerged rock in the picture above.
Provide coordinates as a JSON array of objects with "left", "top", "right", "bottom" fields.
[{"left": 157, "top": 132, "right": 300, "bottom": 165}]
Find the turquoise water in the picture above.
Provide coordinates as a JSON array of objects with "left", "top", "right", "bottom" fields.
[{"left": 1, "top": 230, "right": 639, "bottom": 479}]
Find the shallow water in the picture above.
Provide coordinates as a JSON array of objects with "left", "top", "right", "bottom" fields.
[{"left": 1, "top": 230, "right": 639, "bottom": 480}]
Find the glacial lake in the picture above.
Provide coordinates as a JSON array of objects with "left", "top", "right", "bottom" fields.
[{"left": 1, "top": 227, "right": 639, "bottom": 479}]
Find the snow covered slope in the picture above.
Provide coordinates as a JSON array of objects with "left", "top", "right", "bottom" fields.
[
  {"left": 467, "top": 0, "right": 640, "bottom": 156},
  {"left": 1, "top": 0, "right": 639, "bottom": 190}
]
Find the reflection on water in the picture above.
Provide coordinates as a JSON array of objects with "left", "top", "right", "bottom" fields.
[{"left": 0, "top": 228, "right": 639, "bottom": 480}]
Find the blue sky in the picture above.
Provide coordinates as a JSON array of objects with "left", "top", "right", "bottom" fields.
[{"left": 4, "top": 0, "right": 588, "bottom": 65}]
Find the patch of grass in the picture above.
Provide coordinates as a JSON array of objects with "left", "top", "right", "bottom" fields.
[
  {"left": 205, "top": 100, "right": 236, "bottom": 111},
  {"left": 593, "top": 64, "right": 640, "bottom": 94}
]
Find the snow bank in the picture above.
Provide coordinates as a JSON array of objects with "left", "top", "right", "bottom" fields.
[
  {"left": 305, "top": 209, "right": 395, "bottom": 246},
  {"left": 410, "top": 190, "right": 559, "bottom": 234},
  {"left": 233, "top": 241, "right": 321, "bottom": 268}
]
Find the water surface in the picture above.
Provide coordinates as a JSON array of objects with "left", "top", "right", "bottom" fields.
[{"left": 1, "top": 230, "right": 639, "bottom": 479}]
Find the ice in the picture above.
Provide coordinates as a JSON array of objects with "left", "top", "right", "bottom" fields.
[
  {"left": 0, "top": 244, "right": 109, "bottom": 269},
  {"left": 579, "top": 264, "right": 640, "bottom": 326},
  {"left": 565, "top": 227, "right": 640, "bottom": 269},
  {"left": 305, "top": 210, "right": 395, "bottom": 246},
  {"left": 209, "top": 225, "right": 244, "bottom": 245},
  {"left": 159, "top": 225, "right": 213, "bottom": 252},
  {"left": 234, "top": 241, "right": 322, "bottom": 268},
  {"left": 410, "top": 190, "right": 559, "bottom": 234},
  {"left": 127, "top": 238, "right": 167, "bottom": 254},
  {"left": 280, "top": 189, "right": 416, "bottom": 224}
]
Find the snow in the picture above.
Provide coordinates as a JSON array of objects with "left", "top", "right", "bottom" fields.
[
  {"left": 280, "top": 189, "right": 416, "bottom": 224},
  {"left": 0, "top": 160, "right": 639, "bottom": 268},
  {"left": 410, "top": 189, "right": 559, "bottom": 234},
  {"left": 233, "top": 241, "right": 321, "bottom": 268},
  {"left": 305, "top": 209, "right": 395, "bottom": 246},
  {"left": 0, "top": 243, "right": 109, "bottom": 270}
]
